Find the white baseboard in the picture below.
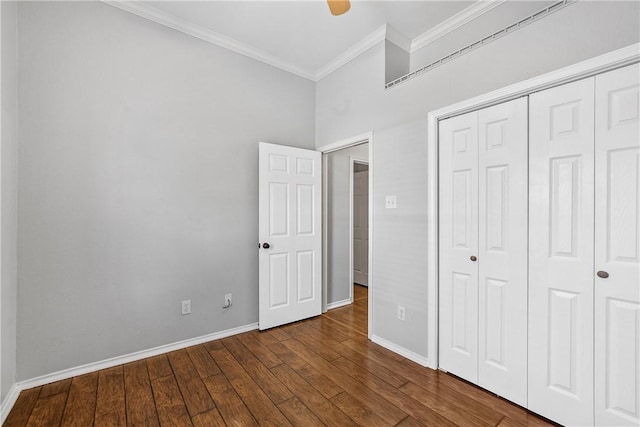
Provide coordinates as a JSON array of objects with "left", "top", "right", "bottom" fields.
[
  {"left": 326, "top": 298, "right": 352, "bottom": 310},
  {"left": 0, "top": 322, "right": 258, "bottom": 422},
  {"left": 371, "top": 334, "right": 434, "bottom": 369},
  {"left": 1, "top": 383, "right": 21, "bottom": 425}
]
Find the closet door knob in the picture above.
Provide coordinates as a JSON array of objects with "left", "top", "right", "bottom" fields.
[
  {"left": 262, "top": 243, "right": 271, "bottom": 249},
  {"left": 597, "top": 270, "right": 609, "bottom": 279},
  {"left": 470, "top": 256, "right": 477, "bottom": 262}
]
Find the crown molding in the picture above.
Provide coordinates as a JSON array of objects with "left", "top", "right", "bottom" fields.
[
  {"left": 103, "top": 0, "right": 509, "bottom": 83},
  {"left": 102, "top": 0, "right": 316, "bottom": 81},
  {"left": 315, "top": 24, "right": 387, "bottom": 80},
  {"left": 411, "top": 0, "right": 506, "bottom": 53}
]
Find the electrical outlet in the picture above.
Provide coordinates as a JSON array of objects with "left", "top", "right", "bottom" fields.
[
  {"left": 181, "top": 300, "right": 191, "bottom": 315},
  {"left": 385, "top": 195, "right": 397, "bottom": 209},
  {"left": 224, "top": 293, "right": 232, "bottom": 309},
  {"left": 397, "top": 305, "right": 405, "bottom": 321}
]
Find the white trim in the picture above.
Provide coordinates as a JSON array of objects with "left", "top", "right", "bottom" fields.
[
  {"left": 385, "top": 25, "right": 411, "bottom": 53},
  {"left": 426, "top": 43, "right": 640, "bottom": 371},
  {"left": 315, "top": 25, "right": 386, "bottom": 81},
  {"left": 372, "top": 335, "right": 430, "bottom": 367},
  {"left": 0, "top": 1, "right": 4, "bottom": 413},
  {"left": 367, "top": 136, "right": 374, "bottom": 340},
  {"left": 0, "top": 384, "right": 19, "bottom": 425},
  {"left": 426, "top": 102, "right": 440, "bottom": 370},
  {"left": 326, "top": 298, "right": 353, "bottom": 311},
  {"left": 102, "top": 1, "right": 316, "bottom": 81},
  {"left": 317, "top": 131, "right": 373, "bottom": 154},
  {"left": 102, "top": 0, "right": 513, "bottom": 83},
  {"left": 322, "top": 153, "right": 329, "bottom": 313},
  {"left": 429, "top": 43, "right": 640, "bottom": 122},
  {"left": 410, "top": 0, "right": 506, "bottom": 53},
  {"left": 12, "top": 322, "right": 258, "bottom": 394},
  {"left": 349, "top": 156, "right": 369, "bottom": 300}
]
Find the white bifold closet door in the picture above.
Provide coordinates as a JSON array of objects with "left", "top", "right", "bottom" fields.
[
  {"left": 439, "top": 110, "right": 479, "bottom": 383},
  {"left": 439, "top": 97, "right": 528, "bottom": 406},
  {"left": 529, "top": 76, "right": 596, "bottom": 427},
  {"left": 529, "top": 63, "right": 640, "bottom": 427},
  {"left": 594, "top": 64, "right": 640, "bottom": 427}
]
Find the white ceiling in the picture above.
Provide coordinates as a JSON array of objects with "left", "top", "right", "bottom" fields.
[{"left": 142, "top": 1, "right": 475, "bottom": 78}]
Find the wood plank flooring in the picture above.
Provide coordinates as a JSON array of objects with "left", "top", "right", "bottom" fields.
[{"left": 5, "top": 285, "right": 555, "bottom": 426}]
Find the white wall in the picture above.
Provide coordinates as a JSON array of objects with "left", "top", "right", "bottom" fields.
[
  {"left": 17, "top": 1, "right": 315, "bottom": 381},
  {"left": 316, "top": 1, "right": 640, "bottom": 361},
  {"left": 326, "top": 143, "right": 368, "bottom": 305},
  {"left": 1, "top": 0, "right": 18, "bottom": 402}
]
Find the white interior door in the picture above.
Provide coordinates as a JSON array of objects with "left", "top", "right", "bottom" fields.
[
  {"left": 594, "top": 63, "right": 640, "bottom": 427},
  {"left": 353, "top": 168, "right": 369, "bottom": 286},
  {"left": 529, "top": 77, "right": 595, "bottom": 426},
  {"left": 439, "top": 110, "right": 479, "bottom": 383},
  {"left": 259, "top": 142, "right": 322, "bottom": 330},
  {"left": 477, "top": 98, "right": 528, "bottom": 407}
]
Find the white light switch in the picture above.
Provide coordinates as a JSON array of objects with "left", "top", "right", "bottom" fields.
[
  {"left": 181, "top": 300, "right": 191, "bottom": 315},
  {"left": 385, "top": 195, "right": 397, "bottom": 209}
]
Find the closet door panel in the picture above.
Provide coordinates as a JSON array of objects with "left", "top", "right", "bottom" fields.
[
  {"left": 529, "top": 77, "right": 595, "bottom": 426},
  {"left": 595, "top": 63, "right": 640, "bottom": 427},
  {"left": 439, "top": 111, "right": 479, "bottom": 383},
  {"left": 478, "top": 97, "right": 528, "bottom": 407}
]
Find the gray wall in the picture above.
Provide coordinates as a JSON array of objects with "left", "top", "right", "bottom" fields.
[
  {"left": 1, "top": 0, "right": 18, "bottom": 401},
  {"left": 17, "top": 1, "right": 315, "bottom": 381},
  {"left": 326, "top": 143, "right": 368, "bottom": 305},
  {"left": 317, "top": 1, "right": 640, "bottom": 146},
  {"left": 316, "top": 1, "right": 639, "bottom": 358},
  {"left": 409, "top": 1, "right": 556, "bottom": 72},
  {"left": 372, "top": 120, "right": 427, "bottom": 355},
  {"left": 385, "top": 40, "right": 409, "bottom": 84}
]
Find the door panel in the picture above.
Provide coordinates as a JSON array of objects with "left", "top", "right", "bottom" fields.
[
  {"left": 439, "top": 111, "right": 479, "bottom": 383},
  {"left": 529, "top": 77, "right": 595, "bottom": 426},
  {"left": 297, "top": 251, "right": 315, "bottom": 301},
  {"left": 477, "top": 98, "right": 528, "bottom": 407},
  {"left": 595, "top": 63, "right": 640, "bottom": 427},
  {"left": 354, "top": 169, "right": 369, "bottom": 286},
  {"left": 259, "top": 142, "right": 322, "bottom": 330}
]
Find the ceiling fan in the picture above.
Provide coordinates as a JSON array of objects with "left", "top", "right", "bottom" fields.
[{"left": 327, "top": 0, "right": 351, "bottom": 16}]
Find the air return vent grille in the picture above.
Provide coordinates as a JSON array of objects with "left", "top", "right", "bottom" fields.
[{"left": 385, "top": 0, "right": 575, "bottom": 89}]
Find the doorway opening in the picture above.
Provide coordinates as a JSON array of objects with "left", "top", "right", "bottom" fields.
[{"left": 321, "top": 137, "right": 371, "bottom": 338}]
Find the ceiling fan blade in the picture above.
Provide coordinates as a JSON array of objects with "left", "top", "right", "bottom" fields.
[{"left": 327, "top": 0, "right": 351, "bottom": 16}]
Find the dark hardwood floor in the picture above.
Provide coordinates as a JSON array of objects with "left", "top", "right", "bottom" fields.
[{"left": 5, "top": 284, "right": 554, "bottom": 426}]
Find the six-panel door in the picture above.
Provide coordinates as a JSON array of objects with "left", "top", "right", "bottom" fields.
[
  {"left": 477, "top": 98, "right": 528, "bottom": 407},
  {"left": 258, "top": 142, "right": 322, "bottom": 330},
  {"left": 529, "top": 77, "right": 596, "bottom": 426},
  {"left": 439, "top": 110, "right": 480, "bottom": 384},
  {"left": 353, "top": 168, "right": 369, "bottom": 286},
  {"left": 594, "top": 64, "right": 640, "bottom": 427}
]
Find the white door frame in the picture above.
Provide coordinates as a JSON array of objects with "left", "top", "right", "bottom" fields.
[
  {"left": 425, "top": 43, "right": 639, "bottom": 369},
  {"left": 349, "top": 156, "right": 369, "bottom": 296},
  {"left": 319, "top": 132, "right": 374, "bottom": 339}
]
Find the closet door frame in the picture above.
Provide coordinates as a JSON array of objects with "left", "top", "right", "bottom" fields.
[{"left": 425, "top": 44, "right": 639, "bottom": 369}]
